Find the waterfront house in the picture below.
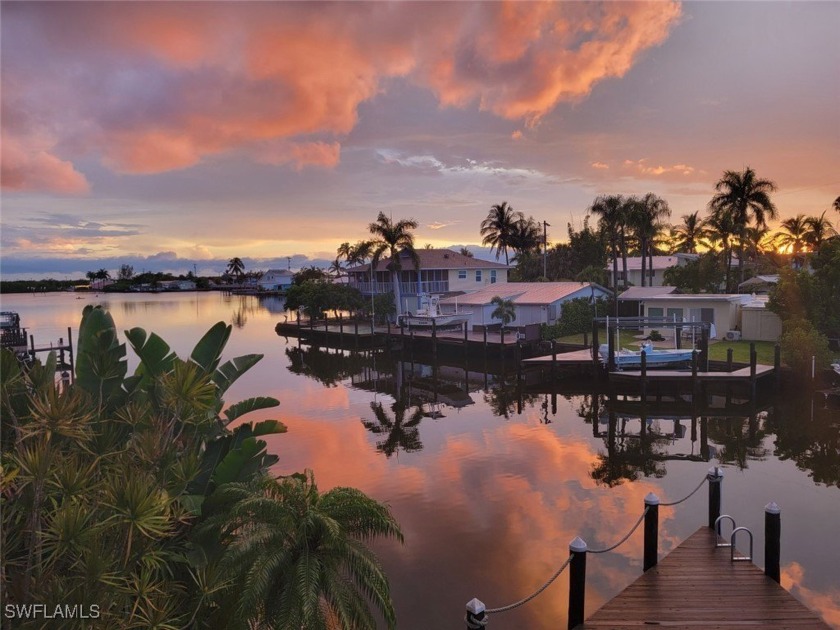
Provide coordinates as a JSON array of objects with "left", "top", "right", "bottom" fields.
[
  {"left": 605, "top": 254, "right": 697, "bottom": 288},
  {"left": 258, "top": 269, "right": 294, "bottom": 291},
  {"left": 158, "top": 280, "right": 197, "bottom": 291},
  {"left": 346, "top": 249, "right": 511, "bottom": 311},
  {"left": 439, "top": 282, "right": 612, "bottom": 330},
  {"left": 737, "top": 275, "right": 779, "bottom": 294}
]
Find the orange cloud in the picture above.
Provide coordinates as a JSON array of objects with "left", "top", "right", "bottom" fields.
[
  {"left": 3, "top": 2, "right": 681, "bottom": 187},
  {"left": 1, "top": 133, "right": 89, "bottom": 194},
  {"left": 591, "top": 161, "right": 609, "bottom": 170},
  {"left": 623, "top": 158, "right": 699, "bottom": 178}
]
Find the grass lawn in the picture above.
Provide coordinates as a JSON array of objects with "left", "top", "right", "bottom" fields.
[
  {"left": 556, "top": 327, "right": 648, "bottom": 348},
  {"left": 708, "top": 340, "right": 777, "bottom": 365}
]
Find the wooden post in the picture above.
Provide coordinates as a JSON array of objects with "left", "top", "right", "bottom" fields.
[
  {"left": 516, "top": 341, "right": 523, "bottom": 384},
  {"left": 707, "top": 466, "right": 723, "bottom": 528},
  {"left": 354, "top": 318, "right": 359, "bottom": 350},
  {"left": 774, "top": 344, "right": 781, "bottom": 387},
  {"left": 640, "top": 349, "right": 647, "bottom": 400},
  {"left": 749, "top": 342, "right": 757, "bottom": 398},
  {"left": 386, "top": 319, "right": 391, "bottom": 349},
  {"left": 691, "top": 349, "right": 699, "bottom": 399},
  {"left": 568, "top": 537, "right": 587, "bottom": 630},
  {"left": 339, "top": 314, "right": 344, "bottom": 347},
  {"left": 765, "top": 502, "right": 781, "bottom": 583},
  {"left": 29, "top": 333, "right": 35, "bottom": 361},
  {"left": 591, "top": 319, "right": 600, "bottom": 366},
  {"left": 700, "top": 417, "right": 709, "bottom": 460},
  {"left": 726, "top": 347, "right": 733, "bottom": 372},
  {"left": 607, "top": 323, "right": 615, "bottom": 372},
  {"left": 700, "top": 325, "right": 709, "bottom": 371},
  {"left": 463, "top": 322, "right": 469, "bottom": 360},
  {"left": 432, "top": 319, "right": 438, "bottom": 360},
  {"left": 483, "top": 326, "right": 488, "bottom": 359},
  {"left": 59, "top": 337, "right": 65, "bottom": 372},
  {"left": 66, "top": 326, "right": 75, "bottom": 382},
  {"left": 551, "top": 340, "right": 557, "bottom": 381},
  {"left": 643, "top": 493, "right": 660, "bottom": 571}
]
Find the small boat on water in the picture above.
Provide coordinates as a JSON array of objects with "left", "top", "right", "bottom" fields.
[
  {"left": 397, "top": 294, "right": 471, "bottom": 329},
  {"left": 599, "top": 341, "right": 695, "bottom": 369}
]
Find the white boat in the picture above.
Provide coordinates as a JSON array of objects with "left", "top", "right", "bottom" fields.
[
  {"left": 832, "top": 363, "right": 840, "bottom": 377},
  {"left": 397, "top": 294, "right": 471, "bottom": 329},
  {"left": 599, "top": 341, "right": 695, "bottom": 368}
]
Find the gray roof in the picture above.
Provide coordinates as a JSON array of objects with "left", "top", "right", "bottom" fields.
[
  {"left": 441, "top": 282, "right": 610, "bottom": 306},
  {"left": 618, "top": 286, "right": 678, "bottom": 300}
]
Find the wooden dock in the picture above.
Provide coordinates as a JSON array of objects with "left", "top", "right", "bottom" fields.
[{"left": 580, "top": 527, "right": 829, "bottom": 629}]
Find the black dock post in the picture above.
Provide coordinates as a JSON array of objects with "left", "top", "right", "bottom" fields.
[
  {"left": 707, "top": 466, "right": 723, "bottom": 528},
  {"left": 691, "top": 350, "right": 699, "bottom": 399},
  {"left": 644, "top": 493, "right": 660, "bottom": 571},
  {"left": 592, "top": 320, "right": 600, "bottom": 367},
  {"left": 749, "top": 343, "right": 757, "bottom": 398},
  {"left": 551, "top": 340, "right": 557, "bottom": 381},
  {"left": 568, "top": 537, "right": 588, "bottom": 630},
  {"left": 432, "top": 319, "right": 438, "bottom": 359},
  {"left": 607, "top": 323, "right": 615, "bottom": 372},
  {"left": 354, "top": 318, "right": 359, "bottom": 350},
  {"left": 765, "top": 502, "right": 781, "bottom": 583},
  {"left": 727, "top": 347, "right": 733, "bottom": 372},
  {"left": 640, "top": 349, "right": 648, "bottom": 400},
  {"left": 339, "top": 314, "right": 344, "bottom": 346},
  {"left": 67, "top": 326, "right": 75, "bottom": 382}
]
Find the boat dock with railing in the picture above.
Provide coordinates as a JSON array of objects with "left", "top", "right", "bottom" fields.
[{"left": 463, "top": 468, "right": 830, "bottom": 629}]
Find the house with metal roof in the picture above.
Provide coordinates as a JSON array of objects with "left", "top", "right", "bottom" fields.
[
  {"left": 346, "top": 249, "right": 511, "bottom": 311},
  {"left": 605, "top": 254, "right": 697, "bottom": 288},
  {"left": 258, "top": 269, "right": 294, "bottom": 291},
  {"left": 439, "top": 282, "right": 612, "bottom": 330}
]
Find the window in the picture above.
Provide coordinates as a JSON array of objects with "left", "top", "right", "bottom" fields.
[
  {"left": 490, "top": 270, "right": 497, "bottom": 284},
  {"left": 475, "top": 270, "right": 482, "bottom": 282},
  {"left": 666, "top": 308, "right": 683, "bottom": 322},
  {"left": 458, "top": 270, "right": 467, "bottom": 280},
  {"left": 648, "top": 307, "right": 664, "bottom": 319},
  {"left": 548, "top": 304, "right": 557, "bottom": 321}
]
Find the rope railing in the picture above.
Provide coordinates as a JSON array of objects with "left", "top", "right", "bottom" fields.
[
  {"left": 466, "top": 471, "right": 719, "bottom": 629},
  {"left": 660, "top": 475, "right": 708, "bottom": 507},
  {"left": 588, "top": 506, "right": 650, "bottom": 554}
]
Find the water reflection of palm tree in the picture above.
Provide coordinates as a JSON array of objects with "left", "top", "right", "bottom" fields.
[
  {"left": 767, "top": 403, "right": 840, "bottom": 488},
  {"left": 362, "top": 401, "right": 424, "bottom": 457},
  {"left": 706, "top": 416, "right": 768, "bottom": 469}
]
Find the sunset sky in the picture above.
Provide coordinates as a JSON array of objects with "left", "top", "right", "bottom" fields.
[{"left": 1, "top": 1, "right": 838, "bottom": 279}]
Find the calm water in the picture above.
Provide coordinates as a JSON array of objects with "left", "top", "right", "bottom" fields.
[{"left": 2, "top": 291, "right": 839, "bottom": 629}]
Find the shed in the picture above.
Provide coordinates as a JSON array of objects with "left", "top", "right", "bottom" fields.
[{"left": 740, "top": 297, "right": 782, "bottom": 342}]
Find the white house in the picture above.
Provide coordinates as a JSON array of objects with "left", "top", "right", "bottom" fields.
[
  {"left": 346, "top": 249, "right": 511, "bottom": 311},
  {"left": 605, "top": 254, "right": 697, "bottom": 288},
  {"left": 439, "top": 282, "right": 612, "bottom": 330},
  {"left": 258, "top": 269, "right": 294, "bottom": 291}
]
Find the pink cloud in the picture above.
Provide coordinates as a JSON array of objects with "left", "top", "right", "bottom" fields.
[
  {"left": 1, "top": 133, "right": 89, "bottom": 194},
  {"left": 622, "top": 158, "right": 700, "bottom": 178},
  {"left": 2, "top": 2, "right": 682, "bottom": 188}
]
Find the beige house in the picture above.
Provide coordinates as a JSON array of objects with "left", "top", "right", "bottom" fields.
[
  {"left": 635, "top": 293, "right": 747, "bottom": 340},
  {"left": 346, "top": 249, "right": 510, "bottom": 310},
  {"left": 605, "top": 254, "right": 697, "bottom": 288}
]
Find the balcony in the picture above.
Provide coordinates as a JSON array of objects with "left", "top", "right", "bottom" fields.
[{"left": 348, "top": 280, "right": 450, "bottom": 295}]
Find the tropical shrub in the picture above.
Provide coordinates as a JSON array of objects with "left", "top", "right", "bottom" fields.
[
  {"left": 779, "top": 318, "right": 832, "bottom": 379},
  {"left": 1, "top": 306, "right": 402, "bottom": 629},
  {"left": 541, "top": 297, "right": 608, "bottom": 340}
]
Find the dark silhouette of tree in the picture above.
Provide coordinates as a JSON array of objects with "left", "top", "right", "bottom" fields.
[
  {"left": 481, "top": 202, "right": 522, "bottom": 265},
  {"left": 362, "top": 401, "right": 424, "bottom": 457},
  {"left": 369, "top": 212, "right": 419, "bottom": 316}
]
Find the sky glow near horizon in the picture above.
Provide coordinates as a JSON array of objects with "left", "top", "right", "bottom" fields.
[{"left": 1, "top": 1, "right": 838, "bottom": 279}]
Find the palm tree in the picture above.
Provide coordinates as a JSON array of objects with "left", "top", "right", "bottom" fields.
[
  {"left": 589, "top": 195, "right": 626, "bottom": 290},
  {"left": 834, "top": 196, "right": 840, "bottom": 215},
  {"left": 362, "top": 401, "right": 425, "bottom": 457},
  {"left": 804, "top": 211, "right": 836, "bottom": 251},
  {"left": 490, "top": 296, "right": 517, "bottom": 327},
  {"left": 742, "top": 225, "right": 778, "bottom": 263},
  {"left": 204, "top": 472, "right": 403, "bottom": 629},
  {"left": 709, "top": 167, "right": 778, "bottom": 284},
  {"left": 480, "top": 202, "right": 522, "bottom": 265},
  {"left": 672, "top": 211, "right": 706, "bottom": 254},
  {"left": 226, "top": 257, "right": 245, "bottom": 281},
  {"left": 630, "top": 193, "right": 671, "bottom": 286},
  {"left": 776, "top": 214, "right": 810, "bottom": 257},
  {"left": 369, "top": 212, "right": 419, "bottom": 316},
  {"left": 509, "top": 215, "right": 542, "bottom": 260},
  {"left": 705, "top": 208, "right": 738, "bottom": 291},
  {"left": 459, "top": 247, "right": 474, "bottom": 258}
]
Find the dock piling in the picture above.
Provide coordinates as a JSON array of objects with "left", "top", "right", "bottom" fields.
[
  {"left": 765, "top": 502, "right": 781, "bottom": 583},
  {"left": 643, "top": 493, "right": 660, "bottom": 571},
  {"left": 568, "top": 537, "right": 588, "bottom": 630},
  {"left": 465, "top": 598, "right": 486, "bottom": 630},
  {"left": 707, "top": 466, "right": 723, "bottom": 528}
]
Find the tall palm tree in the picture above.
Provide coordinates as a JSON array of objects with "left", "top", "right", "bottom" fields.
[
  {"left": 672, "top": 211, "right": 706, "bottom": 254},
  {"left": 834, "top": 196, "right": 840, "bottom": 215},
  {"left": 226, "top": 257, "right": 245, "bottom": 281},
  {"left": 369, "top": 212, "right": 419, "bottom": 316},
  {"left": 589, "top": 195, "right": 627, "bottom": 290},
  {"left": 742, "top": 225, "right": 778, "bottom": 263},
  {"left": 480, "top": 202, "right": 522, "bottom": 265},
  {"left": 776, "top": 214, "right": 810, "bottom": 257},
  {"left": 204, "top": 472, "right": 403, "bottom": 629},
  {"left": 705, "top": 208, "right": 738, "bottom": 291},
  {"left": 804, "top": 211, "right": 836, "bottom": 251},
  {"left": 709, "top": 167, "right": 778, "bottom": 284},
  {"left": 630, "top": 194, "right": 671, "bottom": 286},
  {"left": 509, "top": 215, "right": 542, "bottom": 260}
]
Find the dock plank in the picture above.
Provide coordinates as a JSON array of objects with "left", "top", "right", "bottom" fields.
[{"left": 579, "top": 527, "right": 829, "bottom": 629}]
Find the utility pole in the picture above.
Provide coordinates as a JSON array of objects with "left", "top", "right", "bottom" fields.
[
  {"left": 287, "top": 257, "right": 291, "bottom": 270},
  {"left": 543, "top": 220, "right": 550, "bottom": 279}
]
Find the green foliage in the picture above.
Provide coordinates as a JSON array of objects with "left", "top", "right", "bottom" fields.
[
  {"left": 662, "top": 252, "right": 726, "bottom": 293},
  {"left": 512, "top": 219, "right": 607, "bottom": 282},
  {"left": 779, "top": 319, "right": 832, "bottom": 377},
  {"left": 292, "top": 265, "right": 330, "bottom": 286},
  {"left": 285, "top": 280, "right": 365, "bottom": 318},
  {"left": 541, "top": 297, "right": 608, "bottom": 339},
  {"left": 1, "top": 307, "right": 400, "bottom": 629}
]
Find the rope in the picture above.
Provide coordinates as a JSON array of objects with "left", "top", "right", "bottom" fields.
[
  {"left": 588, "top": 506, "right": 649, "bottom": 554},
  {"left": 660, "top": 475, "right": 708, "bottom": 507},
  {"left": 485, "top": 555, "right": 573, "bottom": 614}
]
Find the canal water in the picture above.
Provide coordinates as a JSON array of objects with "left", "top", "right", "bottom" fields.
[{"left": 2, "top": 291, "right": 838, "bottom": 628}]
